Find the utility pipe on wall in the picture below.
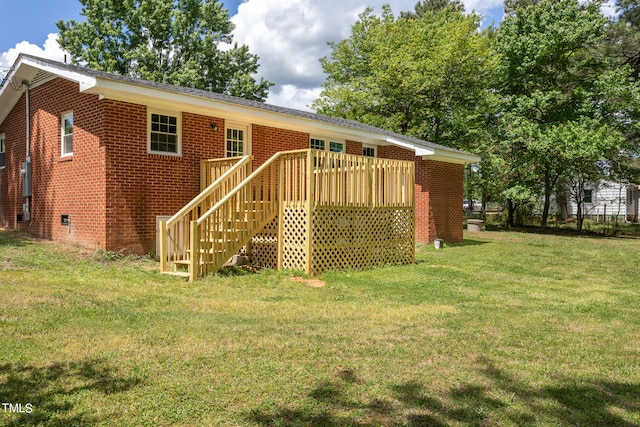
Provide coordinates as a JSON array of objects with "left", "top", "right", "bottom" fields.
[
  {"left": 22, "top": 81, "right": 31, "bottom": 221},
  {"left": 24, "top": 81, "right": 30, "bottom": 161}
]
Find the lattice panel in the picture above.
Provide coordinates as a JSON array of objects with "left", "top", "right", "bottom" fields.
[
  {"left": 311, "top": 207, "right": 414, "bottom": 275},
  {"left": 281, "top": 207, "right": 308, "bottom": 271},
  {"left": 250, "top": 216, "right": 279, "bottom": 269}
]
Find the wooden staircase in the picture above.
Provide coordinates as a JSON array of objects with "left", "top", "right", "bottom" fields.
[{"left": 159, "top": 151, "right": 284, "bottom": 281}]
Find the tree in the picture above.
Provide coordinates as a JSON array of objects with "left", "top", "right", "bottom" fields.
[
  {"left": 493, "top": 0, "right": 637, "bottom": 228},
  {"left": 606, "top": 0, "right": 640, "bottom": 81},
  {"left": 401, "top": 0, "right": 464, "bottom": 19},
  {"left": 313, "top": 5, "right": 497, "bottom": 152},
  {"left": 57, "top": 0, "right": 272, "bottom": 101}
]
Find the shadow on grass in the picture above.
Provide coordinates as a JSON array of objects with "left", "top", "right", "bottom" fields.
[
  {"left": 453, "top": 239, "right": 488, "bottom": 247},
  {"left": 247, "top": 359, "right": 640, "bottom": 426},
  {"left": 484, "top": 223, "right": 640, "bottom": 239},
  {"left": 0, "top": 358, "right": 143, "bottom": 426},
  {"left": 0, "top": 229, "right": 31, "bottom": 248}
]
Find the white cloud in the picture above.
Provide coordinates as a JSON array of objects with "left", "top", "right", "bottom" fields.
[
  {"left": 1, "top": 34, "right": 68, "bottom": 71},
  {"left": 230, "top": 0, "right": 378, "bottom": 111},
  {"left": 231, "top": 0, "right": 505, "bottom": 111},
  {"left": 266, "top": 84, "right": 323, "bottom": 111},
  {"left": 600, "top": 0, "right": 618, "bottom": 18}
]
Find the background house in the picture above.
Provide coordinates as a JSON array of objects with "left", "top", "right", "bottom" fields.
[{"left": 0, "top": 54, "right": 478, "bottom": 259}]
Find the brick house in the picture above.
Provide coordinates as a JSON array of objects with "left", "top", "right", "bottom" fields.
[{"left": 0, "top": 54, "right": 478, "bottom": 275}]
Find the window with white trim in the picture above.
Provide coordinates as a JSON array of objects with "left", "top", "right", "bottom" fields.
[
  {"left": 226, "top": 126, "right": 247, "bottom": 157},
  {"left": 149, "top": 112, "right": 181, "bottom": 155},
  {"left": 0, "top": 133, "right": 5, "bottom": 168},
  {"left": 362, "top": 145, "right": 376, "bottom": 158},
  {"left": 61, "top": 112, "right": 73, "bottom": 157},
  {"left": 310, "top": 137, "right": 344, "bottom": 153}
]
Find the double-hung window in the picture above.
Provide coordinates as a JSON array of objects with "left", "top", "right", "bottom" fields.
[
  {"left": 149, "top": 112, "right": 181, "bottom": 155},
  {"left": 61, "top": 112, "right": 73, "bottom": 157},
  {"left": 0, "top": 133, "right": 5, "bottom": 168},
  {"left": 362, "top": 145, "right": 376, "bottom": 158},
  {"left": 584, "top": 189, "right": 593, "bottom": 204},
  {"left": 225, "top": 124, "right": 250, "bottom": 157},
  {"left": 310, "top": 138, "right": 344, "bottom": 153}
]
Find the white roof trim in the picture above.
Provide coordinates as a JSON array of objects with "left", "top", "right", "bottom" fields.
[
  {"left": 425, "top": 151, "right": 481, "bottom": 164},
  {"left": 385, "top": 137, "right": 435, "bottom": 157},
  {"left": 21, "top": 56, "right": 98, "bottom": 91}
]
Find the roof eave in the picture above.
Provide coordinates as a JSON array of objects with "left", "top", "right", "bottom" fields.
[{"left": 425, "top": 151, "right": 481, "bottom": 165}]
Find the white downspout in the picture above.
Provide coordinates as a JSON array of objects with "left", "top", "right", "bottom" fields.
[
  {"left": 22, "top": 81, "right": 31, "bottom": 221},
  {"left": 24, "top": 81, "right": 30, "bottom": 161}
]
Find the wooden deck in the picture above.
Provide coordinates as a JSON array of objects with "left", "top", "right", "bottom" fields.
[{"left": 159, "top": 149, "right": 415, "bottom": 281}]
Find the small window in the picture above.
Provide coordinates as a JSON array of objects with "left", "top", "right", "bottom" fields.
[
  {"left": 226, "top": 127, "right": 246, "bottom": 157},
  {"left": 310, "top": 138, "right": 325, "bottom": 151},
  {"left": 149, "top": 112, "right": 181, "bottom": 155},
  {"left": 0, "top": 133, "right": 5, "bottom": 168},
  {"left": 329, "top": 141, "right": 344, "bottom": 153},
  {"left": 61, "top": 112, "right": 73, "bottom": 157},
  {"left": 362, "top": 145, "right": 376, "bottom": 158},
  {"left": 584, "top": 189, "right": 593, "bottom": 204}
]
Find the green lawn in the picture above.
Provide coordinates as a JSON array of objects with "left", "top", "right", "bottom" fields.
[{"left": 1, "top": 229, "right": 639, "bottom": 426}]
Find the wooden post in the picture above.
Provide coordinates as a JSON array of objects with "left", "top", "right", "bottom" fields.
[
  {"left": 189, "top": 220, "right": 200, "bottom": 282},
  {"left": 159, "top": 220, "right": 167, "bottom": 273},
  {"left": 277, "top": 155, "right": 284, "bottom": 269},
  {"left": 305, "top": 150, "right": 314, "bottom": 275},
  {"left": 200, "top": 160, "right": 207, "bottom": 192}
]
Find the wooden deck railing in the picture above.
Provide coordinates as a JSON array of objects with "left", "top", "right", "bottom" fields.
[
  {"left": 160, "top": 149, "right": 415, "bottom": 280},
  {"left": 159, "top": 155, "right": 252, "bottom": 277},
  {"left": 200, "top": 156, "right": 248, "bottom": 191},
  {"left": 312, "top": 151, "right": 414, "bottom": 207}
]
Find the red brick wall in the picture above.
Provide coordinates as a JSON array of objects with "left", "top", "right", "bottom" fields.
[
  {"left": 379, "top": 145, "right": 464, "bottom": 244},
  {"left": 0, "top": 78, "right": 106, "bottom": 249},
  {"left": 0, "top": 95, "right": 26, "bottom": 228},
  {"left": 251, "top": 124, "right": 308, "bottom": 168},
  {"left": 422, "top": 160, "right": 464, "bottom": 243},
  {"left": 103, "top": 106, "right": 227, "bottom": 254},
  {"left": 346, "top": 140, "right": 363, "bottom": 155}
]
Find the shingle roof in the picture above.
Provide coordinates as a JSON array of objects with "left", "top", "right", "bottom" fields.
[{"left": 9, "top": 54, "right": 477, "bottom": 160}]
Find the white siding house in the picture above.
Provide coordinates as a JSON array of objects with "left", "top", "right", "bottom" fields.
[{"left": 569, "top": 181, "right": 626, "bottom": 219}]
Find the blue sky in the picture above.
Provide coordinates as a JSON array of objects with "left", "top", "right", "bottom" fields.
[{"left": 0, "top": 0, "right": 243, "bottom": 54}]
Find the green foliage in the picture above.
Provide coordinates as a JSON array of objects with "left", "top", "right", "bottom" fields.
[
  {"left": 313, "top": 5, "right": 498, "bottom": 151},
  {"left": 617, "top": 0, "right": 640, "bottom": 25},
  {"left": 400, "top": 0, "right": 464, "bottom": 18},
  {"left": 493, "top": 0, "right": 640, "bottom": 227},
  {"left": 56, "top": 0, "right": 272, "bottom": 101}
]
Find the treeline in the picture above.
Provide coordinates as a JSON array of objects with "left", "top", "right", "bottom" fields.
[{"left": 314, "top": 0, "right": 640, "bottom": 230}]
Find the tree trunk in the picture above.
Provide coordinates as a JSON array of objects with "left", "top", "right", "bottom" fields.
[
  {"left": 556, "top": 185, "right": 569, "bottom": 221},
  {"left": 576, "top": 202, "right": 583, "bottom": 232},
  {"left": 507, "top": 199, "right": 515, "bottom": 228},
  {"left": 541, "top": 192, "right": 551, "bottom": 228}
]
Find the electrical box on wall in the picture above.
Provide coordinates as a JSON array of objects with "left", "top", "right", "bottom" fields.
[
  {"left": 61, "top": 215, "right": 69, "bottom": 226},
  {"left": 20, "top": 161, "right": 32, "bottom": 197}
]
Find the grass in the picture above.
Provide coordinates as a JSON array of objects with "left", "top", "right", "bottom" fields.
[{"left": 1, "top": 228, "right": 639, "bottom": 426}]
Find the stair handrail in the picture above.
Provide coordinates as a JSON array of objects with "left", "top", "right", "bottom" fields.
[
  {"left": 166, "top": 155, "right": 253, "bottom": 229},
  {"left": 196, "top": 149, "right": 307, "bottom": 225}
]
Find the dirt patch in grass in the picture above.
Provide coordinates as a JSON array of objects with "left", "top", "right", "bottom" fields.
[{"left": 289, "top": 276, "right": 326, "bottom": 288}]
